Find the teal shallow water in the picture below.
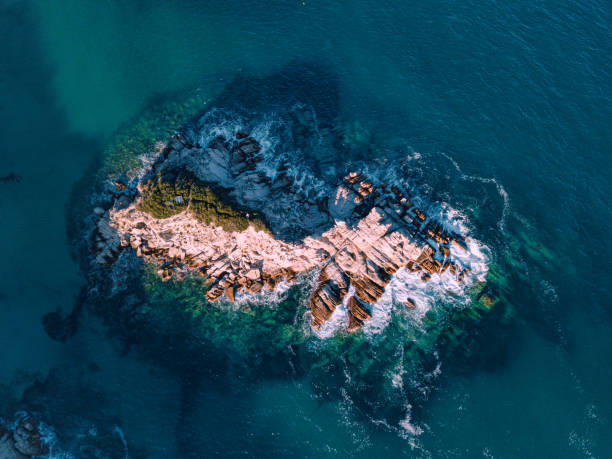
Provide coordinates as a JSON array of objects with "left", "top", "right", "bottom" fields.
[{"left": 0, "top": 0, "right": 610, "bottom": 457}]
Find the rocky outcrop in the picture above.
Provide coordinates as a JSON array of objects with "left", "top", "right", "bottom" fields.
[
  {"left": 0, "top": 414, "right": 49, "bottom": 458},
  {"left": 0, "top": 425, "right": 23, "bottom": 459},
  {"left": 92, "top": 129, "right": 472, "bottom": 331}
]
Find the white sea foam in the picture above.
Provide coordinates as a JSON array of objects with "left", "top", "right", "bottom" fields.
[
  {"left": 388, "top": 345, "right": 407, "bottom": 389},
  {"left": 440, "top": 151, "right": 510, "bottom": 232},
  {"left": 39, "top": 421, "right": 75, "bottom": 459},
  {"left": 399, "top": 405, "right": 424, "bottom": 437},
  {"left": 314, "top": 285, "right": 353, "bottom": 339},
  {"left": 365, "top": 234, "right": 489, "bottom": 337},
  {"left": 113, "top": 425, "right": 129, "bottom": 459},
  {"left": 337, "top": 388, "right": 372, "bottom": 450},
  {"left": 232, "top": 278, "right": 293, "bottom": 307}
]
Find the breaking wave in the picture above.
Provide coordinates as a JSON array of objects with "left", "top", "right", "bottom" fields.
[{"left": 440, "top": 151, "right": 510, "bottom": 232}]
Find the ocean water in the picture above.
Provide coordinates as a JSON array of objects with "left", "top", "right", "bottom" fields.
[{"left": 0, "top": 0, "right": 610, "bottom": 457}]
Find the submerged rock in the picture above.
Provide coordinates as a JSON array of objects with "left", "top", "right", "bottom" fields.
[
  {"left": 92, "top": 127, "right": 475, "bottom": 331},
  {"left": 0, "top": 172, "right": 21, "bottom": 184},
  {"left": 0, "top": 414, "right": 49, "bottom": 458},
  {"left": 0, "top": 424, "right": 24, "bottom": 459}
]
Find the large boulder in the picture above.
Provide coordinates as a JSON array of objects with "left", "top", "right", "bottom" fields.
[
  {"left": 12, "top": 416, "right": 49, "bottom": 457},
  {"left": 0, "top": 424, "right": 26, "bottom": 459}
]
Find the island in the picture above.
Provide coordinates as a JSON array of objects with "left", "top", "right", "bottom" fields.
[{"left": 91, "top": 124, "right": 474, "bottom": 332}]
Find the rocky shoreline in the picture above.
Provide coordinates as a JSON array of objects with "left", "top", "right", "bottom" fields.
[
  {"left": 91, "top": 125, "right": 474, "bottom": 331},
  {"left": 0, "top": 413, "right": 50, "bottom": 458}
]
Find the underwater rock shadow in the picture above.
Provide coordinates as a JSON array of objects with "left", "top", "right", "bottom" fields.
[
  {"left": 0, "top": 0, "right": 103, "bottom": 369},
  {"left": 201, "top": 59, "right": 341, "bottom": 121}
]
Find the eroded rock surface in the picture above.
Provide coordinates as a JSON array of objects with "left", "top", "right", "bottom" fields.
[{"left": 92, "top": 129, "right": 472, "bottom": 330}]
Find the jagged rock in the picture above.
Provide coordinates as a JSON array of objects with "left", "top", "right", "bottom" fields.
[
  {"left": 225, "top": 285, "right": 235, "bottom": 302},
  {"left": 113, "top": 179, "right": 126, "bottom": 191},
  {"left": 0, "top": 415, "right": 49, "bottom": 458},
  {"left": 311, "top": 262, "right": 350, "bottom": 326},
  {"left": 0, "top": 425, "right": 25, "bottom": 459},
  {"left": 12, "top": 416, "right": 48, "bottom": 457},
  {"left": 347, "top": 296, "right": 372, "bottom": 331},
  {"left": 451, "top": 237, "right": 468, "bottom": 251},
  {"left": 93, "top": 132, "right": 476, "bottom": 331}
]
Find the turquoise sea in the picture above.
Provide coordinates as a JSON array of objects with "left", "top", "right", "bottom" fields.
[{"left": 0, "top": 0, "right": 610, "bottom": 457}]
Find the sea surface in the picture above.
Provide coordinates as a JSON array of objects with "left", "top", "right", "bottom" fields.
[{"left": 0, "top": 0, "right": 610, "bottom": 457}]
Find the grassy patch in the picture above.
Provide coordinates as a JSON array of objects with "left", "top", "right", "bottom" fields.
[{"left": 138, "top": 169, "right": 269, "bottom": 233}]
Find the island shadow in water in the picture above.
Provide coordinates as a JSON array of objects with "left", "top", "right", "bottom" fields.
[{"left": 0, "top": 1, "right": 124, "bottom": 456}]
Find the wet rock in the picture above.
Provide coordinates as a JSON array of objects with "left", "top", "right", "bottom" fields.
[
  {"left": 113, "top": 179, "right": 126, "bottom": 192},
  {"left": 412, "top": 208, "right": 426, "bottom": 221},
  {"left": 480, "top": 294, "right": 495, "bottom": 307},
  {"left": 451, "top": 237, "right": 468, "bottom": 251},
  {"left": 0, "top": 425, "right": 25, "bottom": 459},
  {"left": 13, "top": 419, "right": 46, "bottom": 456},
  {"left": 208, "top": 135, "right": 228, "bottom": 150},
  {"left": 311, "top": 262, "right": 350, "bottom": 327},
  {"left": 225, "top": 285, "right": 235, "bottom": 302},
  {"left": 347, "top": 296, "right": 371, "bottom": 331}
]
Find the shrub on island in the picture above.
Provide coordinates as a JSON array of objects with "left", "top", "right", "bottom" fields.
[{"left": 138, "top": 169, "right": 270, "bottom": 233}]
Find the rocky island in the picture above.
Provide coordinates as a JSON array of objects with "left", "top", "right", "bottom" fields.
[{"left": 91, "top": 118, "right": 475, "bottom": 332}]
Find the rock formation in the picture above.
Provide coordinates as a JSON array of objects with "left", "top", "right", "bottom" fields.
[
  {"left": 91, "top": 127, "right": 472, "bottom": 331},
  {"left": 0, "top": 414, "right": 49, "bottom": 458}
]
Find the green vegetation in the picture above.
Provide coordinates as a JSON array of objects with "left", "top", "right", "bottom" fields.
[
  {"left": 138, "top": 168, "right": 269, "bottom": 233},
  {"left": 137, "top": 170, "right": 191, "bottom": 218}
]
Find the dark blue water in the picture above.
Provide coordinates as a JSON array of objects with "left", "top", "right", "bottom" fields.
[{"left": 1, "top": 0, "right": 610, "bottom": 457}]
